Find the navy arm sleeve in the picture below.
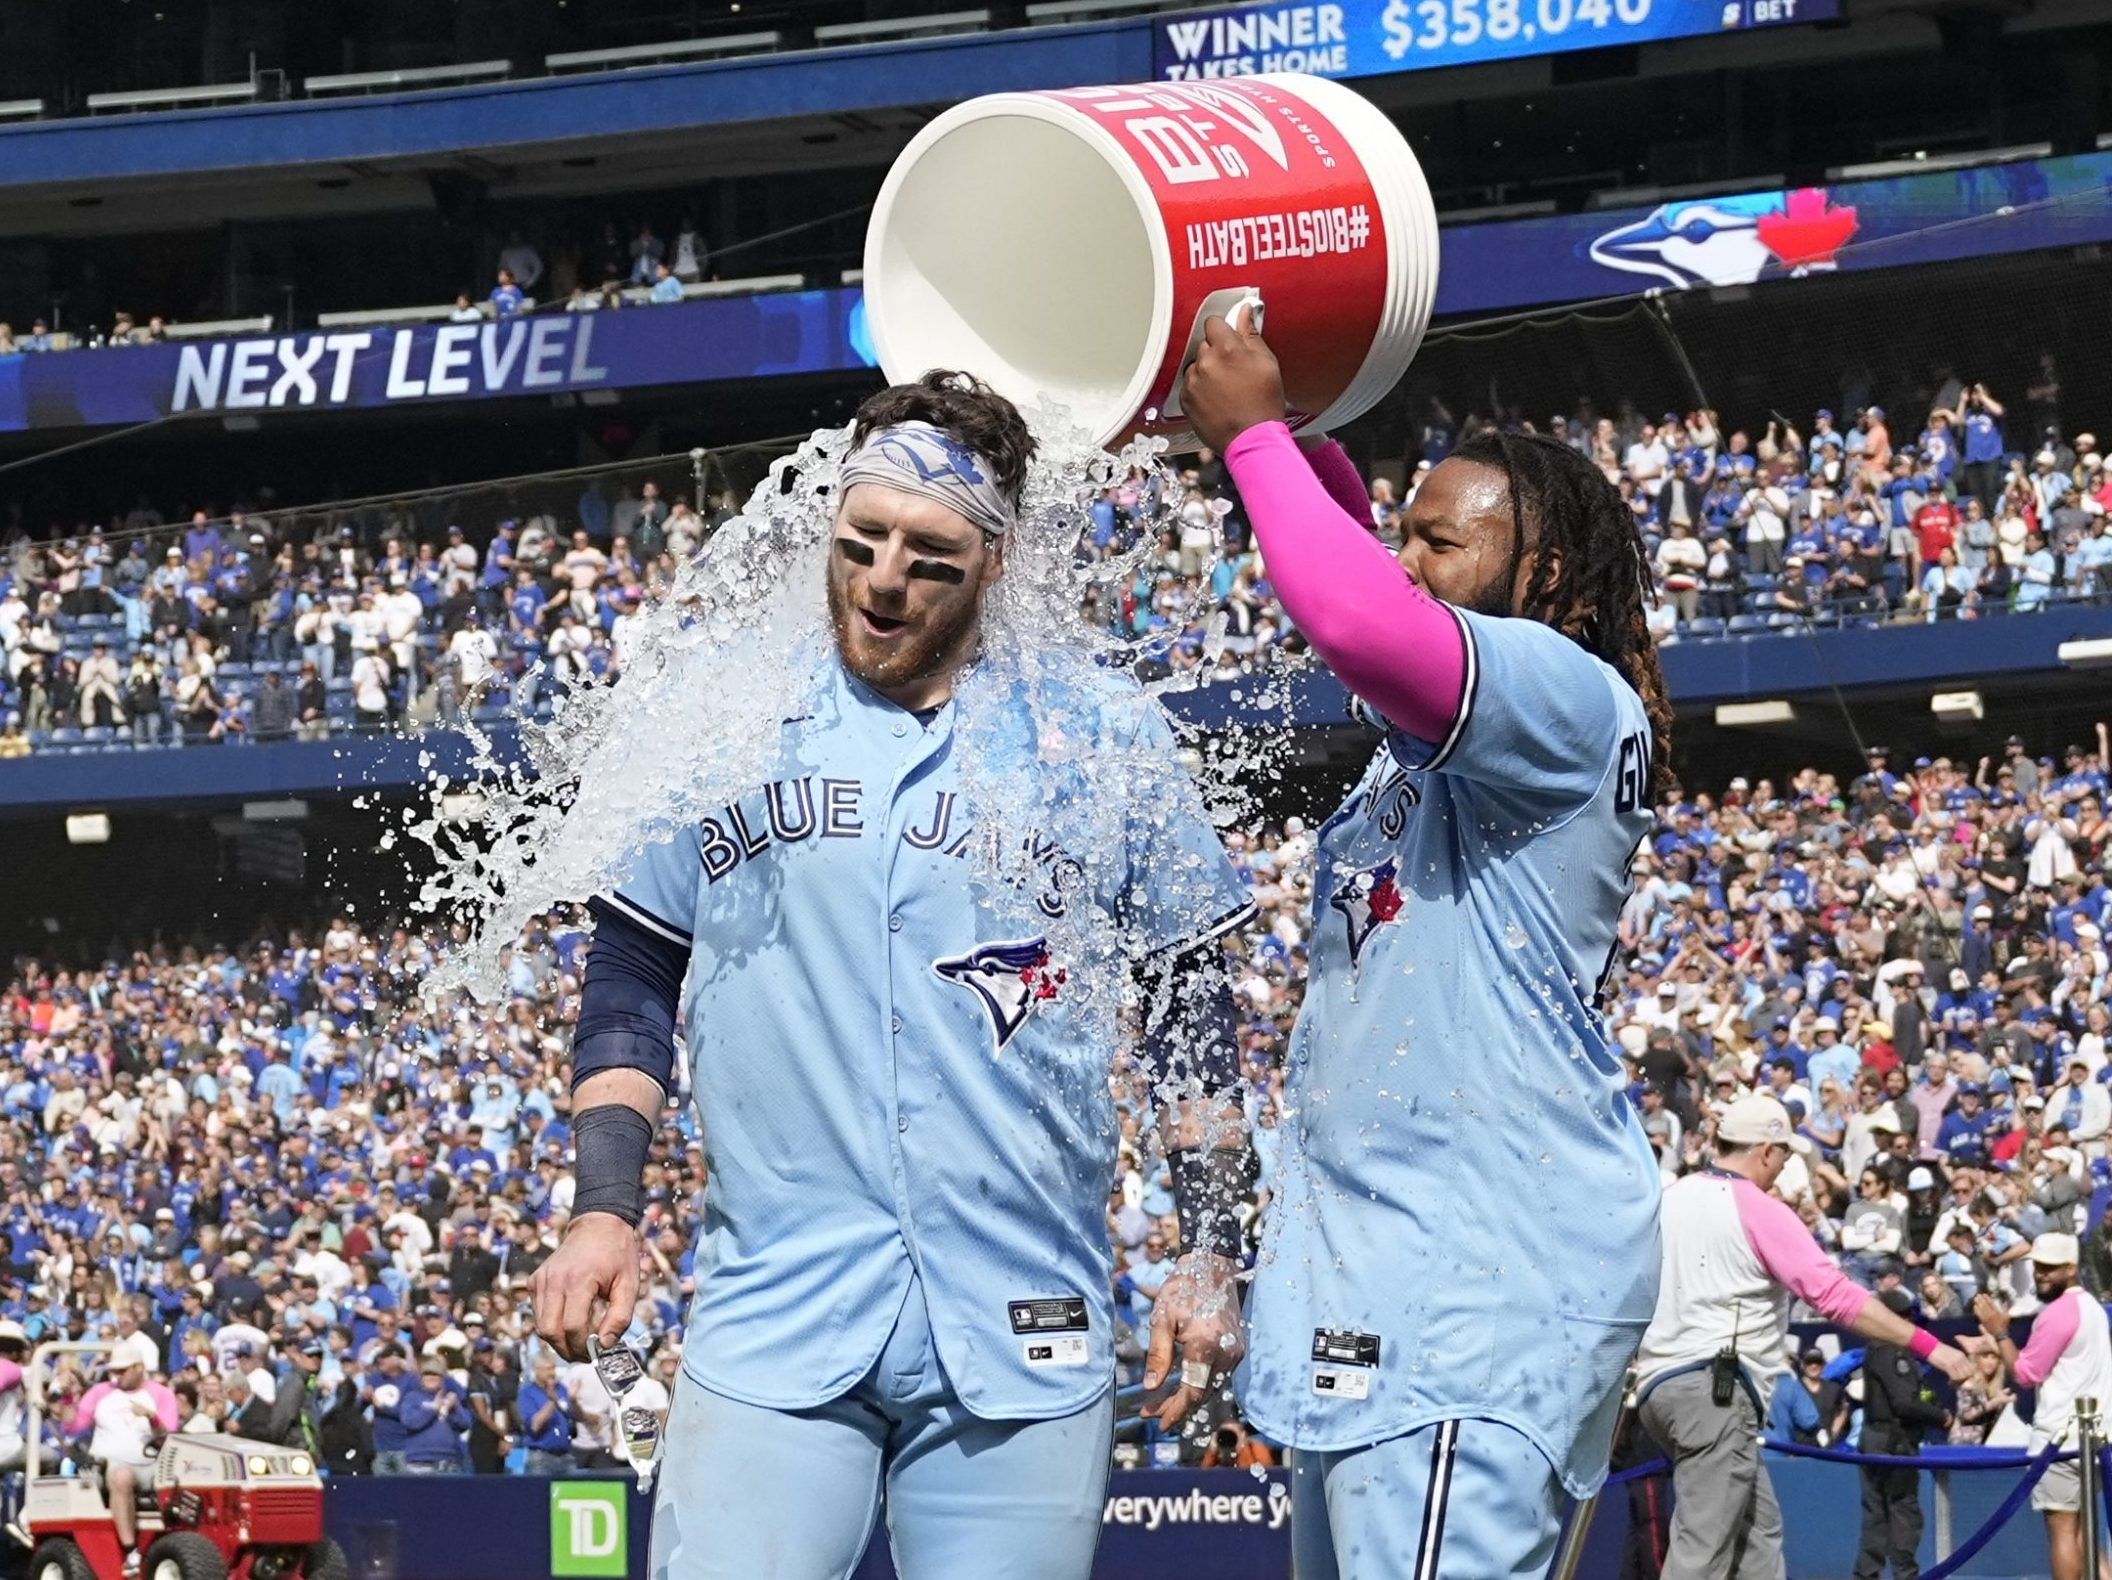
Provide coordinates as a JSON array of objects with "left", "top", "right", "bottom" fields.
[
  {"left": 571, "top": 896, "right": 688, "bottom": 1093},
  {"left": 1131, "top": 935, "right": 1240, "bottom": 1101}
]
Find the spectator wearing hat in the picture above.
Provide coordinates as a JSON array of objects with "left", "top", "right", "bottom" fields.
[
  {"left": 391, "top": 1353, "right": 469, "bottom": 1474},
  {"left": 1937, "top": 1084, "right": 1994, "bottom": 1170},
  {"left": 1976, "top": 1234, "right": 2112, "bottom": 1580},
  {"left": 1636, "top": 1094, "right": 1969, "bottom": 1580},
  {"left": 70, "top": 1333, "right": 179, "bottom": 1576}
]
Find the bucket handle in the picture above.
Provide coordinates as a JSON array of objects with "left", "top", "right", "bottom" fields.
[{"left": 1160, "top": 288, "right": 1265, "bottom": 422}]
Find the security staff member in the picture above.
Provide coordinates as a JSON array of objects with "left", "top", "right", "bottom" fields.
[
  {"left": 1856, "top": 1288, "right": 1948, "bottom": 1580},
  {"left": 1635, "top": 1095, "right": 1973, "bottom": 1580}
]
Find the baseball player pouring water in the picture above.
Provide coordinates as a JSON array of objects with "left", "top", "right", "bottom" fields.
[
  {"left": 530, "top": 371, "right": 1255, "bottom": 1580},
  {"left": 1182, "top": 314, "right": 1681, "bottom": 1577}
]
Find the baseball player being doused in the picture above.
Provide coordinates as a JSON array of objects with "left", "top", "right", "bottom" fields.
[{"left": 530, "top": 372, "right": 1257, "bottom": 1580}]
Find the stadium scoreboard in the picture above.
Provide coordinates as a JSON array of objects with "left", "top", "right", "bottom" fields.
[{"left": 1152, "top": 0, "right": 1843, "bottom": 81}]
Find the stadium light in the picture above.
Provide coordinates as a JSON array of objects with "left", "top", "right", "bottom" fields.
[
  {"left": 2058, "top": 638, "right": 2112, "bottom": 670},
  {"left": 1930, "top": 690, "right": 1984, "bottom": 725},
  {"left": 65, "top": 813, "right": 110, "bottom": 845},
  {"left": 1714, "top": 700, "right": 1796, "bottom": 728}
]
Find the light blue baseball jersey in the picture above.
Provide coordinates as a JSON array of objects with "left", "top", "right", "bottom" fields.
[
  {"left": 1239, "top": 606, "right": 1662, "bottom": 1497},
  {"left": 604, "top": 653, "right": 1249, "bottom": 1421}
]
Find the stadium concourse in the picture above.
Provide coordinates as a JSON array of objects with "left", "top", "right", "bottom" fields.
[
  {"left": 3, "top": 388, "right": 2111, "bottom": 754},
  {"left": 0, "top": 712, "right": 2104, "bottom": 1474}
]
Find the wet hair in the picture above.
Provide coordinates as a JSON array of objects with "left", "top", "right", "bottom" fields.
[
  {"left": 1450, "top": 428, "right": 1675, "bottom": 799},
  {"left": 850, "top": 370, "right": 1037, "bottom": 514}
]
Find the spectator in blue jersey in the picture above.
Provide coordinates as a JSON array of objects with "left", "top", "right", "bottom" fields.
[
  {"left": 1938, "top": 1084, "right": 1995, "bottom": 1169},
  {"left": 516, "top": 1350, "right": 575, "bottom": 1476},
  {"left": 648, "top": 262, "right": 684, "bottom": 305},
  {"left": 1920, "top": 408, "right": 1960, "bottom": 485},
  {"left": 1957, "top": 383, "right": 2008, "bottom": 513},
  {"left": 489, "top": 269, "right": 525, "bottom": 319}
]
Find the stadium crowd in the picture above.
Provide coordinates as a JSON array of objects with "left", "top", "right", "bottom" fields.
[
  {"left": 0, "top": 212, "right": 722, "bottom": 355},
  {"left": 6, "top": 384, "right": 2112, "bottom": 759},
  {"left": 0, "top": 708, "right": 2106, "bottom": 1473}
]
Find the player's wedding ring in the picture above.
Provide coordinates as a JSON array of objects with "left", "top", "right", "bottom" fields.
[{"left": 1180, "top": 1359, "right": 1213, "bottom": 1390}]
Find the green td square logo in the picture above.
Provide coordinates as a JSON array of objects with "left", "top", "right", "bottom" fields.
[{"left": 551, "top": 1481, "right": 629, "bottom": 1577}]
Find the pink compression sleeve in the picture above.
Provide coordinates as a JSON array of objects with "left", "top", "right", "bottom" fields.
[
  {"left": 2015, "top": 1290, "right": 2080, "bottom": 1388},
  {"left": 1224, "top": 421, "right": 1467, "bottom": 746},
  {"left": 1734, "top": 1177, "right": 1872, "bottom": 1327}
]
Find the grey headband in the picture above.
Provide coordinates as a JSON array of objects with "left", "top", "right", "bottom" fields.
[{"left": 838, "top": 421, "right": 1014, "bottom": 538}]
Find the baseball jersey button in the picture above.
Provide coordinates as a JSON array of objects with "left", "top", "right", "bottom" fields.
[
  {"left": 889, "top": 914, "right": 903, "bottom": 932},
  {"left": 898, "top": 1116, "right": 909, "bottom": 1132},
  {"left": 891, "top": 1016, "right": 903, "bottom": 1034},
  {"left": 892, "top": 721, "right": 908, "bottom": 737}
]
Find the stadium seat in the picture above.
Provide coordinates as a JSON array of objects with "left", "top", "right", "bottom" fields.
[
  {"left": 1685, "top": 617, "right": 1727, "bottom": 638},
  {"left": 1727, "top": 614, "right": 1767, "bottom": 634}
]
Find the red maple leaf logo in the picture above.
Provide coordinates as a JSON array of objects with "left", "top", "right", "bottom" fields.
[
  {"left": 1018, "top": 949, "right": 1068, "bottom": 1003},
  {"left": 1367, "top": 876, "right": 1403, "bottom": 924},
  {"left": 1755, "top": 188, "right": 1859, "bottom": 271}
]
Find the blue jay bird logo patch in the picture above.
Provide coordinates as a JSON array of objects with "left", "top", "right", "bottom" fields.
[
  {"left": 934, "top": 937, "right": 1067, "bottom": 1054},
  {"left": 1330, "top": 859, "right": 1404, "bottom": 968},
  {"left": 876, "top": 429, "right": 988, "bottom": 488}
]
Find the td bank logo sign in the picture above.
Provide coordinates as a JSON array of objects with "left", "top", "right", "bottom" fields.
[{"left": 551, "top": 1481, "right": 629, "bottom": 1577}]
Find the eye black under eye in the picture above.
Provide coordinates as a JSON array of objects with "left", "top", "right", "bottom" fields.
[
  {"left": 909, "top": 559, "right": 966, "bottom": 585},
  {"left": 835, "top": 539, "right": 875, "bottom": 566}
]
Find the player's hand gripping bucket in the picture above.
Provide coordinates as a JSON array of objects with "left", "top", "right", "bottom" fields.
[{"left": 863, "top": 74, "right": 1439, "bottom": 451}]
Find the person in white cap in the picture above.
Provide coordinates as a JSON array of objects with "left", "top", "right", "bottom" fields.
[
  {"left": 67, "top": 1333, "right": 178, "bottom": 1576},
  {"left": 1974, "top": 1232, "right": 2112, "bottom": 1580},
  {"left": 1636, "top": 1094, "right": 1971, "bottom": 1580}
]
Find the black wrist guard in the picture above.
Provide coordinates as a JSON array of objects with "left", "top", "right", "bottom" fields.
[
  {"left": 1171, "top": 1144, "right": 1255, "bottom": 1261},
  {"left": 571, "top": 1105, "right": 654, "bottom": 1227}
]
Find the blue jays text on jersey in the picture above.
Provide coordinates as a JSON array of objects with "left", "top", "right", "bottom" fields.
[
  {"left": 1238, "top": 605, "right": 1663, "bottom": 1498},
  {"left": 603, "top": 654, "right": 1249, "bottom": 1422}
]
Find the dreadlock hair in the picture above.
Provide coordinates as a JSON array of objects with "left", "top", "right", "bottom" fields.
[{"left": 1449, "top": 427, "right": 1676, "bottom": 800}]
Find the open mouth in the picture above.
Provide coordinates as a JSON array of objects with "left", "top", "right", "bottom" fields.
[{"left": 859, "top": 609, "right": 908, "bottom": 638}]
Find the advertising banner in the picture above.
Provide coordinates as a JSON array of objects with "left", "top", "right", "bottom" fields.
[
  {"left": 1435, "top": 147, "right": 2112, "bottom": 314},
  {"left": 0, "top": 289, "right": 877, "bottom": 434},
  {"left": 1151, "top": 0, "right": 1840, "bottom": 82}
]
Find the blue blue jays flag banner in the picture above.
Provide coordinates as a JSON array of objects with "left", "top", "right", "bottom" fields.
[{"left": 1151, "top": 0, "right": 1841, "bottom": 82}]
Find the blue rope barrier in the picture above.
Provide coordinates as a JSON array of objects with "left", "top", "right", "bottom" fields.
[
  {"left": 1915, "top": 1443, "right": 2064, "bottom": 1580},
  {"left": 1602, "top": 1437, "right": 2072, "bottom": 1486},
  {"left": 1601, "top": 1438, "right": 2067, "bottom": 1580},
  {"left": 1764, "top": 1439, "right": 2075, "bottom": 1471}
]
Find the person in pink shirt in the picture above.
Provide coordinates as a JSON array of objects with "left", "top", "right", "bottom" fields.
[
  {"left": 1975, "top": 1234, "right": 2112, "bottom": 1580},
  {"left": 67, "top": 1337, "right": 179, "bottom": 1578}
]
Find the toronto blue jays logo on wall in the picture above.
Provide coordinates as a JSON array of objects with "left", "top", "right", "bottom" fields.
[
  {"left": 1587, "top": 188, "right": 1861, "bottom": 290},
  {"left": 1330, "top": 859, "right": 1404, "bottom": 967},
  {"left": 934, "top": 937, "right": 1068, "bottom": 1054}
]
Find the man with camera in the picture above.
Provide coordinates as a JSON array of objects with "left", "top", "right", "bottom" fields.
[{"left": 1636, "top": 1095, "right": 1972, "bottom": 1580}]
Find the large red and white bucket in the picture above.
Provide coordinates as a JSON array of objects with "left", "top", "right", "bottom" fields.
[{"left": 863, "top": 74, "right": 1439, "bottom": 451}]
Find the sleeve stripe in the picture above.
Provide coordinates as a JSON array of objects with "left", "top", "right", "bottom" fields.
[
  {"left": 1417, "top": 604, "right": 1479, "bottom": 773},
  {"left": 597, "top": 891, "right": 692, "bottom": 946},
  {"left": 1144, "top": 900, "right": 1259, "bottom": 960}
]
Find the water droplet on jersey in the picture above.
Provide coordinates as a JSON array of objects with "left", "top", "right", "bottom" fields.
[{"left": 1505, "top": 923, "right": 1529, "bottom": 949}]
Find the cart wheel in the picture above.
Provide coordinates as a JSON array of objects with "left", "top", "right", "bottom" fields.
[
  {"left": 28, "top": 1538, "right": 95, "bottom": 1580},
  {"left": 142, "top": 1531, "right": 227, "bottom": 1580},
  {"left": 302, "top": 1538, "right": 350, "bottom": 1580}
]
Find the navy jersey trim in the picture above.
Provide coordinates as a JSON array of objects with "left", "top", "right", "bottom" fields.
[
  {"left": 1141, "top": 900, "right": 1258, "bottom": 961},
  {"left": 600, "top": 890, "right": 693, "bottom": 947},
  {"left": 1416, "top": 606, "right": 1479, "bottom": 774},
  {"left": 1414, "top": 1419, "right": 1460, "bottom": 1580}
]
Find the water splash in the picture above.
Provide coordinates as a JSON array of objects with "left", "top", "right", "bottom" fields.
[{"left": 411, "top": 403, "right": 1291, "bottom": 1057}]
